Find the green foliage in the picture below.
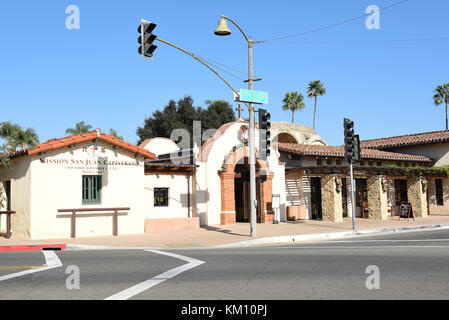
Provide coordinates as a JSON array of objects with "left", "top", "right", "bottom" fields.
[
  {"left": 65, "top": 121, "right": 92, "bottom": 135},
  {"left": 109, "top": 129, "right": 123, "bottom": 140},
  {"left": 136, "top": 96, "right": 236, "bottom": 146},
  {"left": 0, "top": 121, "right": 39, "bottom": 152},
  {"left": 307, "top": 80, "right": 327, "bottom": 131},
  {"left": 282, "top": 91, "right": 305, "bottom": 123},
  {"left": 0, "top": 143, "right": 13, "bottom": 168},
  {"left": 433, "top": 83, "right": 449, "bottom": 130}
]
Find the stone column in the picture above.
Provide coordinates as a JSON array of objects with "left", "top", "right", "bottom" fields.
[
  {"left": 321, "top": 175, "right": 343, "bottom": 222},
  {"left": 407, "top": 176, "right": 428, "bottom": 218},
  {"left": 219, "top": 172, "right": 236, "bottom": 224},
  {"left": 367, "top": 175, "right": 389, "bottom": 220}
]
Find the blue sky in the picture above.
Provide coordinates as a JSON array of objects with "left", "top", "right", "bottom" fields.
[{"left": 0, "top": 0, "right": 448, "bottom": 146}]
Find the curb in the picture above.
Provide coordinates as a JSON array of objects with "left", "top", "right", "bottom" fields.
[
  {"left": 214, "top": 223, "right": 449, "bottom": 248},
  {"left": 0, "top": 244, "right": 66, "bottom": 252}
]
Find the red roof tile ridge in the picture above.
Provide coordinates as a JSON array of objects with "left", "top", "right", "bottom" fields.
[
  {"left": 361, "top": 129, "right": 449, "bottom": 147},
  {"left": 9, "top": 130, "right": 156, "bottom": 160}
]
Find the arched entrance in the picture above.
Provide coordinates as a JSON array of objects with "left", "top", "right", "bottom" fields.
[
  {"left": 275, "top": 132, "right": 299, "bottom": 144},
  {"left": 219, "top": 147, "right": 274, "bottom": 225}
]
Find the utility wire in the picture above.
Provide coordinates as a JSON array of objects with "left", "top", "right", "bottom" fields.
[
  {"left": 197, "top": 54, "right": 261, "bottom": 82},
  {"left": 197, "top": 55, "right": 248, "bottom": 76},
  {"left": 256, "top": 0, "right": 409, "bottom": 43},
  {"left": 262, "top": 36, "right": 449, "bottom": 44}
]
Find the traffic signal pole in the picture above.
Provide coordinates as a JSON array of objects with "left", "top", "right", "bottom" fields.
[
  {"left": 350, "top": 162, "right": 357, "bottom": 231},
  {"left": 248, "top": 38, "right": 257, "bottom": 237}
]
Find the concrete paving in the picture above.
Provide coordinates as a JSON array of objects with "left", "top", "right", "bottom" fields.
[{"left": 2, "top": 213, "right": 449, "bottom": 249}]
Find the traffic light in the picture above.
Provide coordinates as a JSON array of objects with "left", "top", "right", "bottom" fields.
[
  {"left": 344, "top": 118, "right": 355, "bottom": 164},
  {"left": 259, "top": 108, "right": 271, "bottom": 161},
  {"left": 353, "top": 134, "right": 361, "bottom": 163},
  {"left": 138, "top": 20, "right": 157, "bottom": 59}
]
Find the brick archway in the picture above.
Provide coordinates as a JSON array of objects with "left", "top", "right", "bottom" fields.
[{"left": 219, "top": 147, "right": 274, "bottom": 225}]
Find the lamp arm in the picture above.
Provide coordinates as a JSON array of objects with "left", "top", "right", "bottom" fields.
[
  {"left": 221, "top": 16, "right": 250, "bottom": 43},
  {"left": 156, "top": 38, "right": 250, "bottom": 110}
]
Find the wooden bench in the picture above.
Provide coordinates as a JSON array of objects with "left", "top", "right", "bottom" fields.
[
  {"left": 57, "top": 208, "right": 130, "bottom": 238},
  {"left": 0, "top": 211, "right": 16, "bottom": 239}
]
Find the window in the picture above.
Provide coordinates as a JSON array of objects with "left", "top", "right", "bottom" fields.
[
  {"left": 82, "top": 176, "right": 101, "bottom": 204},
  {"left": 394, "top": 179, "right": 408, "bottom": 206},
  {"left": 355, "top": 179, "right": 368, "bottom": 207},
  {"left": 326, "top": 159, "right": 332, "bottom": 165},
  {"left": 376, "top": 161, "right": 382, "bottom": 167},
  {"left": 436, "top": 179, "right": 444, "bottom": 206},
  {"left": 336, "top": 159, "right": 342, "bottom": 166},
  {"left": 154, "top": 188, "right": 169, "bottom": 207},
  {"left": 316, "top": 159, "right": 323, "bottom": 166}
]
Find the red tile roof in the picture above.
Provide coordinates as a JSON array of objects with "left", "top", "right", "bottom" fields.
[
  {"left": 10, "top": 129, "right": 156, "bottom": 160},
  {"left": 361, "top": 130, "right": 449, "bottom": 150},
  {"left": 277, "top": 143, "right": 433, "bottom": 163}
]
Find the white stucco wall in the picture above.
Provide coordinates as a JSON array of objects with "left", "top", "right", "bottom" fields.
[
  {"left": 0, "top": 158, "right": 32, "bottom": 239},
  {"left": 26, "top": 141, "right": 145, "bottom": 239},
  {"left": 198, "top": 122, "right": 286, "bottom": 225},
  {"left": 144, "top": 174, "right": 191, "bottom": 219},
  {"left": 141, "top": 138, "right": 179, "bottom": 156},
  {"left": 388, "top": 142, "right": 449, "bottom": 166}
]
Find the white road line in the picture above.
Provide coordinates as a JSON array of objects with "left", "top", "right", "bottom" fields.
[
  {"left": 105, "top": 249, "right": 205, "bottom": 300},
  {"left": 318, "top": 239, "right": 449, "bottom": 243},
  {"left": 0, "top": 250, "right": 63, "bottom": 282},
  {"left": 276, "top": 245, "right": 449, "bottom": 249}
]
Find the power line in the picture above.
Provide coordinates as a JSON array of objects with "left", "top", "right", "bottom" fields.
[
  {"left": 256, "top": 0, "right": 409, "bottom": 43},
  {"left": 262, "top": 36, "right": 449, "bottom": 44},
  {"left": 197, "top": 55, "right": 248, "bottom": 76}
]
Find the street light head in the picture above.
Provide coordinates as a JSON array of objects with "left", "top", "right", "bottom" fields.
[{"left": 214, "top": 17, "right": 231, "bottom": 36}]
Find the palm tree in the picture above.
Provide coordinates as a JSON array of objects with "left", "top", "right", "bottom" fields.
[
  {"left": 433, "top": 83, "right": 449, "bottom": 130},
  {"left": 13, "top": 127, "right": 39, "bottom": 150},
  {"left": 282, "top": 91, "right": 305, "bottom": 123},
  {"left": 65, "top": 121, "right": 92, "bottom": 135},
  {"left": 0, "top": 121, "right": 20, "bottom": 152},
  {"left": 109, "top": 129, "right": 123, "bottom": 140},
  {"left": 307, "top": 80, "right": 327, "bottom": 132}
]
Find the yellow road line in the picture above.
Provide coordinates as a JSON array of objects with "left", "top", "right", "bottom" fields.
[{"left": 0, "top": 265, "right": 46, "bottom": 269}]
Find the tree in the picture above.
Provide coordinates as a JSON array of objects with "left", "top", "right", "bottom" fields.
[
  {"left": 433, "top": 83, "right": 449, "bottom": 130},
  {"left": 65, "top": 121, "right": 92, "bottom": 135},
  {"left": 307, "top": 80, "right": 327, "bottom": 132},
  {"left": 13, "top": 127, "right": 39, "bottom": 150},
  {"left": 109, "top": 129, "right": 124, "bottom": 140},
  {"left": 0, "top": 121, "right": 20, "bottom": 152},
  {"left": 282, "top": 91, "right": 306, "bottom": 123},
  {"left": 136, "top": 96, "right": 236, "bottom": 146},
  {"left": 201, "top": 100, "right": 237, "bottom": 130}
]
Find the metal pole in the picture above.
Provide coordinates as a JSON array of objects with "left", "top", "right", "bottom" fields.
[
  {"left": 350, "top": 162, "right": 357, "bottom": 230},
  {"left": 248, "top": 38, "right": 257, "bottom": 237}
]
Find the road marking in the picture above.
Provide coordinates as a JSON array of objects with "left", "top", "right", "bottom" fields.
[
  {"left": 319, "top": 239, "right": 449, "bottom": 243},
  {"left": 105, "top": 249, "right": 205, "bottom": 300},
  {"left": 0, "top": 251, "right": 62, "bottom": 282},
  {"left": 276, "top": 245, "right": 449, "bottom": 250}
]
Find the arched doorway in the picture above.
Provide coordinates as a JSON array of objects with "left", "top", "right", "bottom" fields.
[
  {"left": 219, "top": 147, "right": 274, "bottom": 225},
  {"left": 234, "top": 157, "right": 263, "bottom": 222}
]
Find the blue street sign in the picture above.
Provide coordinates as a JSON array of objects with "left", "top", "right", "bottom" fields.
[{"left": 238, "top": 89, "right": 268, "bottom": 104}]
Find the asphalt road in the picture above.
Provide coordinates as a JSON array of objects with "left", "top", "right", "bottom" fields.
[{"left": 2, "top": 229, "right": 449, "bottom": 300}]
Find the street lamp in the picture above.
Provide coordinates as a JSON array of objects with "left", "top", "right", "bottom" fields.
[{"left": 215, "top": 15, "right": 258, "bottom": 237}]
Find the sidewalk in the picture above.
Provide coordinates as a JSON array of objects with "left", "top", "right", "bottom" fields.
[{"left": 1, "top": 214, "right": 449, "bottom": 250}]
